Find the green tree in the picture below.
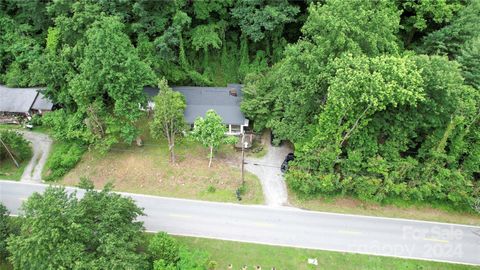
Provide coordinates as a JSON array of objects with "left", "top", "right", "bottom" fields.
[
  {"left": 457, "top": 36, "right": 480, "bottom": 89},
  {"left": 7, "top": 185, "right": 147, "bottom": 269},
  {"left": 68, "top": 16, "right": 155, "bottom": 149},
  {"left": 399, "top": 0, "right": 463, "bottom": 47},
  {"left": 150, "top": 78, "right": 187, "bottom": 163},
  {"left": 420, "top": 0, "right": 480, "bottom": 58},
  {"left": 231, "top": 0, "right": 299, "bottom": 43},
  {"left": 302, "top": 0, "right": 401, "bottom": 57},
  {"left": 0, "top": 203, "right": 10, "bottom": 263},
  {"left": 7, "top": 187, "right": 84, "bottom": 269},
  {"left": 191, "top": 110, "right": 237, "bottom": 167},
  {"left": 0, "top": 130, "right": 32, "bottom": 163},
  {"left": 242, "top": 0, "right": 402, "bottom": 143}
]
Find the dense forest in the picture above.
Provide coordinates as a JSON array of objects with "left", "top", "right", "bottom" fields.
[
  {"left": 0, "top": 0, "right": 479, "bottom": 208},
  {"left": 242, "top": 0, "right": 480, "bottom": 208}
]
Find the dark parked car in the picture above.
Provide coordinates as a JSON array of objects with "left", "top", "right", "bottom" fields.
[{"left": 281, "top": 153, "right": 295, "bottom": 173}]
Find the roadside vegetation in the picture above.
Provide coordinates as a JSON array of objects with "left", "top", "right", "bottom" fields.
[
  {"left": 0, "top": 130, "right": 31, "bottom": 181},
  {"left": 241, "top": 0, "right": 480, "bottom": 214},
  {"left": 42, "top": 140, "right": 85, "bottom": 181},
  {"left": 176, "top": 236, "right": 479, "bottom": 270},
  {"left": 2, "top": 189, "right": 477, "bottom": 270},
  {"left": 0, "top": 185, "right": 219, "bottom": 270},
  {"left": 289, "top": 192, "right": 480, "bottom": 226}
]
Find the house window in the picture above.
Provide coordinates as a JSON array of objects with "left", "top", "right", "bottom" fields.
[{"left": 230, "top": 125, "right": 241, "bottom": 133}]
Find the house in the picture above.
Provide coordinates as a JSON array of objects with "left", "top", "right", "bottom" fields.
[
  {"left": 144, "top": 84, "right": 249, "bottom": 135},
  {"left": 0, "top": 85, "right": 53, "bottom": 116}
]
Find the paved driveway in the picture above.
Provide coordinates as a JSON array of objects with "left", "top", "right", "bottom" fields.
[
  {"left": 19, "top": 131, "right": 52, "bottom": 182},
  {"left": 244, "top": 136, "right": 291, "bottom": 206}
]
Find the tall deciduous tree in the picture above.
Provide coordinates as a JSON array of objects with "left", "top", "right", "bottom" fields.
[
  {"left": 242, "top": 0, "right": 402, "bottom": 143},
  {"left": 302, "top": 0, "right": 401, "bottom": 57},
  {"left": 231, "top": 0, "right": 299, "bottom": 43},
  {"left": 191, "top": 110, "right": 237, "bottom": 167},
  {"left": 69, "top": 16, "right": 154, "bottom": 149},
  {"left": 7, "top": 185, "right": 147, "bottom": 269},
  {"left": 457, "top": 36, "right": 480, "bottom": 89},
  {"left": 150, "top": 78, "right": 187, "bottom": 163}
]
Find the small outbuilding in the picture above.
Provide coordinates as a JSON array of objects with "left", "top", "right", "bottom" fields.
[{"left": 0, "top": 85, "right": 53, "bottom": 115}]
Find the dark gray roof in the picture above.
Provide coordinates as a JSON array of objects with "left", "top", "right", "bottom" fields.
[
  {"left": 144, "top": 85, "right": 247, "bottom": 125},
  {"left": 0, "top": 85, "right": 41, "bottom": 113},
  {"left": 32, "top": 92, "right": 53, "bottom": 111}
]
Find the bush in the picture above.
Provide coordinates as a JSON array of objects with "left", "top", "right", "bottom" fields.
[
  {"left": 207, "top": 185, "right": 216, "bottom": 193},
  {"left": 29, "top": 114, "right": 43, "bottom": 126},
  {"left": 44, "top": 142, "right": 85, "bottom": 181},
  {"left": 0, "top": 203, "right": 10, "bottom": 261},
  {"left": 0, "top": 130, "right": 31, "bottom": 163},
  {"left": 149, "top": 232, "right": 180, "bottom": 265}
]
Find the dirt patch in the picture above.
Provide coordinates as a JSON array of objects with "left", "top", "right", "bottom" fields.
[{"left": 60, "top": 140, "right": 263, "bottom": 204}]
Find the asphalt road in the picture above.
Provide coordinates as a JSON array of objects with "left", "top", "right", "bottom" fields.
[{"left": 1, "top": 181, "right": 479, "bottom": 266}]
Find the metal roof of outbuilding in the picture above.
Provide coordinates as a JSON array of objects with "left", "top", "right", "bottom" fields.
[{"left": 0, "top": 85, "right": 40, "bottom": 113}]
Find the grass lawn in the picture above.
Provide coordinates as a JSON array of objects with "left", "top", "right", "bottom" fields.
[
  {"left": 0, "top": 125, "right": 31, "bottom": 181},
  {"left": 175, "top": 236, "right": 479, "bottom": 270},
  {"left": 288, "top": 191, "right": 480, "bottom": 226},
  {"left": 0, "top": 159, "right": 28, "bottom": 181},
  {"left": 59, "top": 118, "right": 263, "bottom": 204}
]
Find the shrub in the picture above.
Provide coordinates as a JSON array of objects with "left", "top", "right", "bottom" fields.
[
  {"left": 207, "top": 185, "right": 216, "bottom": 193},
  {"left": 354, "top": 176, "right": 382, "bottom": 202},
  {"left": 44, "top": 142, "right": 85, "bottom": 181},
  {"left": 149, "top": 232, "right": 180, "bottom": 265},
  {"left": 29, "top": 114, "right": 43, "bottom": 126},
  {"left": 0, "top": 130, "right": 32, "bottom": 163}
]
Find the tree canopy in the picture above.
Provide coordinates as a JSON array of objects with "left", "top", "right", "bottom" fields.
[
  {"left": 0, "top": 0, "right": 479, "bottom": 209},
  {"left": 150, "top": 78, "right": 187, "bottom": 163},
  {"left": 191, "top": 110, "right": 237, "bottom": 167},
  {"left": 242, "top": 0, "right": 480, "bottom": 208},
  {"left": 7, "top": 185, "right": 147, "bottom": 269}
]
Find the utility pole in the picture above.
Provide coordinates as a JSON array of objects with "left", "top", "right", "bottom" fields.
[
  {"left": 0, "top": 137, "right": 19, "bottom": 168},
  {"left": 241, "top": 132, "right": 245, "bottom": 185}
]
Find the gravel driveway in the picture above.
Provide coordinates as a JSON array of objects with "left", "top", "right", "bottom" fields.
[
  {"left": 244, "top": 134, "right": 291, "bottom": 206},
  {"left": 19, "top": 131, "right": 52, "bottom": 182}
]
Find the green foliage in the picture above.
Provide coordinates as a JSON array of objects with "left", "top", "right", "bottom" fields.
[
  {"left": 400, "top": 0, "right": 463, "bottom": 46},
  {"left": 0, "top": 15, "right": 43, "bottom": 86},
  {"left": 457, "top": 36, "right": 480, "bottom": 89},
  {"left": 0, "top": 130, "right": 31, "bottom": 163},
  {"left": 150, "top": 78, "right": 187, "bottom": 163},
  {"left": 243, "top": 0, "right": 480, "bottom": 209},
  {"left": 176, "top": 247, "right": 210, "bottom": 270},
  {"left": 0, "top": 0, "right": 478, "bottom": 210},
  {"left": 0, "top": 203, "right": 10, "bottom": 262},
  {"left": 302, "top": 0, "right": 401, "bottom": 57},
  {"left": 7, "top": 186, "right": 147, "bottom": 269},
  {"left": 190, "top": 24, "right": 222, "bottom": 52},
  {"left": 43, "top": 141, "right": 85, "bottom": 181},
  {"left": 149, "top": 232, "right": 180, "bottom": 265},
  {"left": 419, "top": 0, "right": 480, "bottom": 57},
  {"left": 191, "top": 110, "right": 238, "bottom": 167},
  {"left": 150, "top": 233, "right": 211, "bottom": 270},
  {"left": 231, "top": 0, "right": 299, "bottom": 43},
  {"left": 68, "top": 16, "right": 155, "bottom": 149}
]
